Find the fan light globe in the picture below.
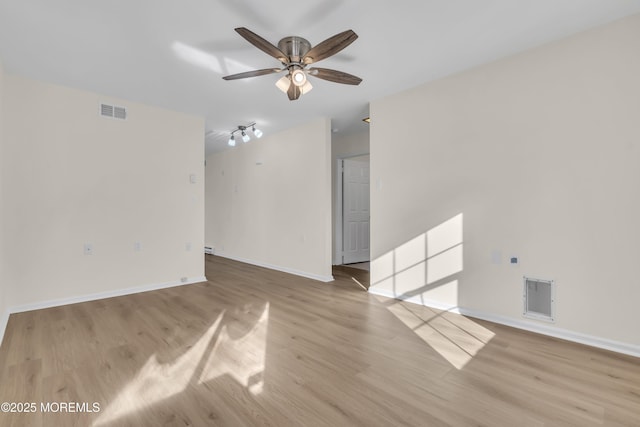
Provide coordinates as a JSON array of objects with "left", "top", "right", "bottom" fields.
[
  {"left": 291, "top": 69, "right": 307, "bottom": 87},
  {"left": 300, "top": 80, "right": 313, "bottom": 95},
  {"left": 228, "top": 135, "right": 236, "bottom": 147},
  {"left": 275, "top": 75, "right": 291, "bottom": 93}
]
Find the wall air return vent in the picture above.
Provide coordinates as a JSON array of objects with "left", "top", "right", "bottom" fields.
[
  {"left": 523, "top": 277, "right": 555, "bottom": 322},
  {"left": 114, "top": 106, "right": 127, "bottom": 120},
  {"left": 100, "top": 103, "right": 127, "bottom": 120}
]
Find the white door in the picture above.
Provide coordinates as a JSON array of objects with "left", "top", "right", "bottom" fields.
[{"left": 342, "top": 158, "right": 370, "bottom": 264}]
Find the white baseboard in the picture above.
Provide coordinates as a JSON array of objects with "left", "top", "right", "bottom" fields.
[
  {"left": 216, "top": 253, "right": 334, "bottom": 283},
  {"left": 0, "top": 275, "right": 207, "bottom": 349},
  {"left": 8, "top": 276, "right": 207, "bottom": 315},
  {"left": 368, "top": 287, "right": 640, "bottom": 359}
]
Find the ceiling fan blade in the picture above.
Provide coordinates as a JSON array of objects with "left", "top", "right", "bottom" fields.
[
  {"left": 287, "top": 83, "right": 301, "bottom": 101},
  {"left": 222, "top": 68, "right": 282, "bottom": 80},
  {"left": 302, "top": 30, "right": 358, "bottom": 64},
  {"left": 235, "top": 27, "right": 288, "bottom": 62},
  {"left": 308, "top": 68, "right": 362, "bottom": 85}
]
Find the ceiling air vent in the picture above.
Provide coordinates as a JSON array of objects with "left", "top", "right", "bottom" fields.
[{"left": 100, "top": 103, "right": 127, "bottom": 120}]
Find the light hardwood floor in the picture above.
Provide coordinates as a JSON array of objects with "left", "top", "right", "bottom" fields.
[{"left": 0, "top": 255, "right": 639, "bottom": 426}]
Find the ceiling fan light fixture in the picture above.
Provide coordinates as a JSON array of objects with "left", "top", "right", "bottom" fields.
[
  {"left": 252, "top": 126, "right": 263, "bottom": 138},
  {"left": 276, "top": 75, "right": 291, "bottom": 93},
  {"left": 291, "top": 68, "right": 307, "bottom": 87},
  {"left": 228, "top": 135, "right": 236, "bottom": 146},
  {"left": 223, "top": 28, "right": 361, "bottom": 101},
  {"left": 241, "top": 130, "right": 250, "bottom": 143}
]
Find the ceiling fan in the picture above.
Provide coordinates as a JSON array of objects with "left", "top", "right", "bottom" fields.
[{"left": 222, "top": 27, "right": 362, "bottom": 100}]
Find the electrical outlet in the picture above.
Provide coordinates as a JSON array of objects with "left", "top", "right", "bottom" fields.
[{"left": 84, "top": 243, "right": 93, "bottom": 255}]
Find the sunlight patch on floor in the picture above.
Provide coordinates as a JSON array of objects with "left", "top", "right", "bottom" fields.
[
  {"left": 93, "top": 302, "right": 269, "bottom": 426},
  {"left": 93, "top": 312, "right": 224, "bottom": 426},
  {"left": 199, "top": 302, "right": 269, "bottom": 394},
  {"left": 386, "top": 300, "right": 494, "bottom": 370},
  {"left": 351, "top": 276, "right": 368, "bottom": 290}
]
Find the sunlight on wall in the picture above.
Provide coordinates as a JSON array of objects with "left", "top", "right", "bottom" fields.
[
  {"left": 371, "top": 213, "right": 463, "bottom": 306},
  {"left": 93, "top": 302, "right": 269, "bottom": 426},
  {"left": 371, "top": 213, "right": 493, "bottom": 369}
]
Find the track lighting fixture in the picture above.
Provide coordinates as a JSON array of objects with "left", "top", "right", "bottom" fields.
[{"left": 228, "top": 122, "right": 263, "bottom": 146}]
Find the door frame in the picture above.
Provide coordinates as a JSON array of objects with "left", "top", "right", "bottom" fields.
[{"left": 334, "top": 153, "right": 369, "bottom": 265}]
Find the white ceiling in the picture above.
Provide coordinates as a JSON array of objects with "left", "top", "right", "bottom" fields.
[{"left": 1, "top": 1, "right": 640, "bottom": 154}]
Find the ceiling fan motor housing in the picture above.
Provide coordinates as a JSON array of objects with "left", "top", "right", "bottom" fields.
[{"left": 277, "top": 36, "right": 311, "bottom": 64}]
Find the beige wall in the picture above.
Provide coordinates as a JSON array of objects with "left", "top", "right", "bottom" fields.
[
  {"left": 205, "top": 118, "right": 332, "bottom": 281},
  {"left": 2, "top": 74, "right": 205, "bottom": 310},
  {"left": 0, "top": 60, "right": 7, "bottom": 341},
  {"left": 371, "top": 14, "right": 640, "bottom": 349},
  {"left": 332, "top": 129, "right": 369, "bottom": 160},
  {"left": 331, "top": 129, "right": 369, "bottom": 263}
]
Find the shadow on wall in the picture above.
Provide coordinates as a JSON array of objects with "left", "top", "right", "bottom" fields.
[{"left": 370, "top": 213, "right": 494, "bottom": 369}]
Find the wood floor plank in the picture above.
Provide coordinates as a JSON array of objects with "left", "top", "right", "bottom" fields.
[{"left": 0, "top": 255, "right": 639, "bottom": 426}]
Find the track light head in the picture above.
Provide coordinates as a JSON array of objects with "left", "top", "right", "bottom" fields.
[
  {"left": 228, "top": 135, "right": 236, "bottom": 146},
  {"left": 252, "top": 126, "right": 263, "bottom": 138},
  {"left": 241, "top": 130, "right": 250, "bottom": 143}
]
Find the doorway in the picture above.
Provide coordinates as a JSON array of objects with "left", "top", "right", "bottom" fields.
[{"left": 337, "top": 155, "right": 370, "bottom": 268}]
